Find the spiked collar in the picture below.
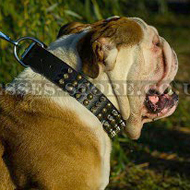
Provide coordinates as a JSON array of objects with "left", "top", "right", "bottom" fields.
[{"left": 0, "top": 32, "right": 126, "bottom": 138}]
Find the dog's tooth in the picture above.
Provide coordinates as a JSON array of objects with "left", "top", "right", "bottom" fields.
[
  {"left": 168, "top": 88, "right": 174, "bottom": 95},
  {"left": 164, "top": 87, "right": 174, "bottom": 95}
]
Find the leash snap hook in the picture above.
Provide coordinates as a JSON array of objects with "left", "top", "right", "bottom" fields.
[{"left": 0, "top": 31, "right": 19, "bottom": 46}]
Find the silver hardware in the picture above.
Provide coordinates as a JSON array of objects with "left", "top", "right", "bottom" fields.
[
  {"left": 59, "top": 79, "right": 65, "bottom": 84},
  {"left": 110, "top": 119, "right": 116, "bottom": 125},
  {"left": 66, "top": 84, "right": 74, "bottom": 92},
  {"left": 103, "top": 121, "right": 110, "bottom": 128},
  {"left": 84, "top": 82, "right": 90, "bottom": 86},
  {"left": 110, "top": 131, "right": 117, "bottom": 138},
  {"left": 96, "top": 102, "right": 101, "bottom": 107},
  {"left": 107, "top": 115, "right": 114, "bottom": 120},
  {"left": 102, "top": 108, "right": 107, "bottom": 113},
  {"left": 87, "top": 94, "right": 93, "bottom": 100},
  {"left": 120, "top": 121, "right": 126, "bottom": 128},
  {"left": 72, "top": 81, "right": 78, "bottom": 86},
  {"left": 97, "top": 113, "right": 102, "bottom": 119},
  {"left": 90, "top": 106, "right": 97, "bottom": 113},
  {"left": 68, "top": 68, "right": 73, "bottom": 73},
  {"left": 79, "top": 86, "right": 86, "bottom": 93},
  {"left": 116, "top": 114, "right": 121, "bottom": 119},
  {"left": 112, "top": 110, "right": 118, "bottom": 116},
  {"left": 0, "top": 32, "right": 44, "bottom": 67},
  {"left": 92, "top": 88, "right": 98, "bottom": 94},
  {"left": 107, "top": 115, "right": 111, "bottom": 119},
  {"left": 14, "top": 37, "right": 44, "bottom": 67},
  {"left": 115, "top": 126, "right": 121, "bottom": 133},
  {"left": 106, "top": 103, "right": 111, "bottom": 108},
  {"left": 109, "top": 128, "right": 113, "bottom": 133},
  {"left": 75, "top": 93, "right": 81, "bottom": 99},
  {"left": 100, "top": 96, "right": 106, "bottom": 102},
  {"left": 0, "top": 31, "right": 18, "bottom": 46},
  {"left": 63, "top": 73, "right": 69, "bottom": 79},
  {"left": 83, "top": 99, "right": 89, "bottom": 106},
  {"left": 77, "top": 75, "right": 82, "bottom": 80}
]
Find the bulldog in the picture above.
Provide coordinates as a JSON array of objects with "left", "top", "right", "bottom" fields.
[{"left": 0, "top": 16, "right": 178, "bottom": 190}]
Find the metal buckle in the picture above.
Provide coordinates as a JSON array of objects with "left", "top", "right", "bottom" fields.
[
  {"left": 0, "top": 31, "right": 44, "bottom": 67},
  {"left": 13, "top": 37, "right": 44, "bottom": 67}
]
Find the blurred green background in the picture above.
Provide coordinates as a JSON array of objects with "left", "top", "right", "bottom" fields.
[{"left": 0, "top": 0, "right": 190, "bottom": 189}]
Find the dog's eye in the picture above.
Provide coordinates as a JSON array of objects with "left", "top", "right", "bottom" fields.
[
  {"left": 152, "top": 35, "right": 161, "bottom": 50},
  {"left": 153, "top": 40, "right": 160, "bottom": 48},
  {"left": 152, "top": 39, "right": 161, "bottom": 53},
  {"left": 154, "top": 42, "right": 160, "bottom": 47}
]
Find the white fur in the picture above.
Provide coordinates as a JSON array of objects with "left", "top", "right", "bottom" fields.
[
  {"left": 6, "top": 17, "right": 178, "bottom": 189},
  {"left": 7, "top": 31, "right": 113, "bottom": 190}
]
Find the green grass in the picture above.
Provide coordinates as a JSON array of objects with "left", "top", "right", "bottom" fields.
[{"left": 0, "top": 1, "right": 190, "bottom": 189}]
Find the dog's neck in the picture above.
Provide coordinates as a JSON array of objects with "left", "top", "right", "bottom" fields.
[
  {"left": 49, "top": 32, "right": 120, "bottom": 110},
  {"left": 48, "top": 32, "right": 84, "bottom": 71},
  {"left": 4, "top": 32, "right": 113, "bottom": 189},
  {"left": 8, "top": 31, "right": 120, "bottom": 113}
]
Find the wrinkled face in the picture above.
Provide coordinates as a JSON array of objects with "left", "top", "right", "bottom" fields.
[
  {"left": 58, "top": 16, "right": 178, "bottom": 139},
  {"left": 117, "top": 18, "right": 178, "bottom": 139}
]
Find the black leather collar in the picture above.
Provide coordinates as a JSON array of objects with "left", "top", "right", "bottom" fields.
[{"left": 21, "top": 43, "right": 126, "bottom": 138}]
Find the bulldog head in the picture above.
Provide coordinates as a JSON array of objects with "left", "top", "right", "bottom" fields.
[{"left": 57, "top": 16, "right": 178, "bottom": 139}]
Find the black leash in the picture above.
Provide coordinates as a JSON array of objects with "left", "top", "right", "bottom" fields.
[{"left": 0, "top": 32, "right": 126, "bottom": 138}]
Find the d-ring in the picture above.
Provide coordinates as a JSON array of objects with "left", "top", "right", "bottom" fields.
[{"left": 13, "top": 37, "right": 44, "bottom": 67}]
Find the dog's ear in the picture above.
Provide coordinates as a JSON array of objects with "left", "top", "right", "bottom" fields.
[
  {"left": 77, "top": 33, "right": 118, "bottom": 78},
  {"left": 57, "top": 22, "right": 90, "bottom": 38},
  {"left": 77, "top": 17, "right": 143, "bottom": 78}
]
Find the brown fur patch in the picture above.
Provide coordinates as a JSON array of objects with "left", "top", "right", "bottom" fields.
[
  {"left": 90, "top": 17, "right": 143, "bottom": 47},
  {"left": 57, "top": 22, "right": 90, "bottom": 38},
  {"left": 0, "top": 92, "right": 101, "bottom": 189},
  {"left": 57, "top": 17, "right": 143, "bottom": 78},
  {"left": 0, "top": 142, "right": 15, "bottom": 190},
  {"left": 76, "top": 17, "right": 143, "bottom": 78}
]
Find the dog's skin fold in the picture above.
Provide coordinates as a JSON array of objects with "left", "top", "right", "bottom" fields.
[{"left": 0, "top": 17, "right": 178, "bottom": 189}]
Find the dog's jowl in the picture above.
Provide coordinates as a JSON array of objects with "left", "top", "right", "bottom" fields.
[{"left": 0, "top": 17, "right": 178, "bottom": 190}]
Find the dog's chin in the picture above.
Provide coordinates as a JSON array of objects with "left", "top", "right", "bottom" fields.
[{"left": 124, "top": 86, "right": 178, "bottom": 140}]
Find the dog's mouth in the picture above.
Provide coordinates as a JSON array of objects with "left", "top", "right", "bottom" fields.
[{"left": 143, "top": 86, "right": 178, "bottom": 120}]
